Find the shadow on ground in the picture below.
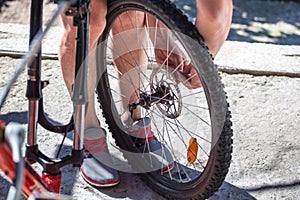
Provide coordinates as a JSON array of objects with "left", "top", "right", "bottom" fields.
[
  {"left": 0, "top": 112, "right": 256, "bottom": 200},
  {"left": 1, "top": 0, "right": 299, "bottom": 45},
  {"left": 0, "top": 0, "right": 13, "bottom": 12},
  {"left": 245, "top": 180, "right": 300, "bottom": 192},
  {"left": 0, "top": 111, "right": 27, "bottom": 124},
  {"left": 172, "top": 0, "right": 300, "bottom": 45}
]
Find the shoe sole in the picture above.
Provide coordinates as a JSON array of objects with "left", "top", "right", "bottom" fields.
[
  {"left": 80, "top": 168, "right": 120, "bottom": 187},
  {"left": 109, "top": 132, "right": 174, "bottom": 174}
]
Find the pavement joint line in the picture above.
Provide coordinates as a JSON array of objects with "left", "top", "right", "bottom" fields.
[
  {"left": 217, "top": 65, "right": 300, "bottom": 78},
  {"left": 0, "top": 49, "right": 58, "bottom": 60}
]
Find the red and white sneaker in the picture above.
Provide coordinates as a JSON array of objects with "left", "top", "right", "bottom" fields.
[
  {"left": 80, "top": 128, "right": 119, "bottom": 187},
  {"left": 129, "top": 117, "right": 174, "bottom": 173}
]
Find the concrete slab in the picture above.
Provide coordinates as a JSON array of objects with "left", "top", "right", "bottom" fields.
[
  {"left": 215, "top": 41, "right": 300, "bottom": 77},
  {"left": 0, "top": 23, "right": 299, "bottom": 77}
]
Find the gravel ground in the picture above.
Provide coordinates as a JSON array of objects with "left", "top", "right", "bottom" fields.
[
  {"left": 0, "top": 55, "right": 299, "bottom": 200},
  {"left": 0, "top": 0, "right": 300, "bottom": 200}
]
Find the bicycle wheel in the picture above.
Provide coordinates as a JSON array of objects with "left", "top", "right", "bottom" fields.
[{"left": 96, "top": 0, "right": 233, "bottom": 199}]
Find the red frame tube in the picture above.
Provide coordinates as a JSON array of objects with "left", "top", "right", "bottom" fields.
[{"left": 0, "top": 142, "right": 60, "bottom": 198}]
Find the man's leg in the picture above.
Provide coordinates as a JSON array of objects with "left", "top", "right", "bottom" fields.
[
  {"left": 196, "top": 0, "right": 233, "bottom": 58},
  {"left": 59, "top": 0, "right": 119, "bottom": 187},
  {"left": 59, "top": 0, "right": 108, "bottom": 129},
  {"left": 112, "top": 12, "right": 174, "bottom": 171},
  {"left": 111, "top": 1, "right": 233, "bottom": 116},
  {"left": 111, "top": 11, "right": 148, "bottom": 122}
]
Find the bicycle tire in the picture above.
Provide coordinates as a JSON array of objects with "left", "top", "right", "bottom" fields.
[{"left": 96, "top": 0, "right": 233, "bottom": 199}]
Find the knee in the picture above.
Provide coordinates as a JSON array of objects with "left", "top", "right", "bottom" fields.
[
  {"left": 58, "top": 18, "right": 76, "bottom": 62},
  {"left": 90, "top": 6, "right": 107, "bottom": 32},
  {"left": 89, "top": 0, "right": 107, "bottom": 46},
  {"left": 195, "top": 0, "right": 233, "bottom": 56},
  {"left": 196, "top": 0, "right": 233, "bottom": 25}
]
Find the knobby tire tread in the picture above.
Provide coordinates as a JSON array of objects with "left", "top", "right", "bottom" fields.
[{"left": 96, "top": 0, "right": 233, "bottom": 199}]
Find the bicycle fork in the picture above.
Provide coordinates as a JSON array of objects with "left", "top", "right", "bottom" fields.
[{"left": 25, "top": 0, "right": 91, "bottom": 194}]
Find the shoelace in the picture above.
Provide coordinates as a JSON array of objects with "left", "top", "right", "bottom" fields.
[{"left": 84, "top": 138, "right": 108, "bottom": 156}]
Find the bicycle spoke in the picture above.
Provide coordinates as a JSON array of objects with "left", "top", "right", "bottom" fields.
[{"left": 95, "top": 1, "right": 233, "bottom": 198}]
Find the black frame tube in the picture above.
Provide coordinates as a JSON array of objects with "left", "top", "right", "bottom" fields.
[
  {"left": 25, "top": 0, "right": 90, "bottom": 175},
  {"left": 26, "top": 0, "right": 43, "bottom": 99}
]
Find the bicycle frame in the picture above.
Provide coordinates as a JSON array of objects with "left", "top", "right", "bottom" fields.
[
  {"left": 0, "top": 0, "right": 91, "bottom": 198},
  {"left": 0, "top": 140, "right": 49, "bottom": 197}
]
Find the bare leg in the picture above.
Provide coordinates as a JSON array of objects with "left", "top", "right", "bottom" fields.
[
  {"left": 111, "top": 1, "right": 233, "bottom": 121},
  {"left": 112, "top": 11, "right": 147, "bottom": 122},
  {"left": 59, "top": 0, "right": 107, "bottom": 129},
  {"left": 196, "top": 0, "right": 233, "bottom": 58}
]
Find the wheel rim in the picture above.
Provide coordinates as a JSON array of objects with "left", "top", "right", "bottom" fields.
[{"left": 96, "top": 6, "right": 226, "bottom": 190}]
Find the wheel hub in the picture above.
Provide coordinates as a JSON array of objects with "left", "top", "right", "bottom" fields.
[{"left": 128, "top": 66, "right": 182, "bottom": 119}]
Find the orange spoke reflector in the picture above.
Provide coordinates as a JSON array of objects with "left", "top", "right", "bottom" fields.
[{"left": 187, "top": 137, "right": 198, "bottom": 164}]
